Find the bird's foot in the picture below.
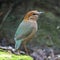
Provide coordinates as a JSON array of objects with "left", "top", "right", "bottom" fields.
[
  {"left": 14, "top": 52, "right": 20, "bottom": 55},
  {"left": 13, "top": 50, "right": 20, "bottom": 55},
  {"left": 13, "top": 50, "right": 25, "bottom": 55},
  {"left": 20, "top": 51, "right": 25, "bottom": 55}
]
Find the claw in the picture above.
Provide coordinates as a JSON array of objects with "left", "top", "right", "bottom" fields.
[{"left": 13, "top": 50, "right": 25, "bottom": 55}]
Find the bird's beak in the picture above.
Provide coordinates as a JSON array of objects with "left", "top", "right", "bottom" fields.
[{"left": 37, "top": 12, "right": 44, "bottom": 15}]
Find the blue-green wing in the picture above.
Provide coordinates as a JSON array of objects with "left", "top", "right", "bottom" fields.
[{"left": 14, "top": 21, "right": 33, "bottom": 40}]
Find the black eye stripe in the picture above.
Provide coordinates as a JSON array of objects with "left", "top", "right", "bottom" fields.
[{"left": 33, "top": 14, "right": 38, "bottom": 15}]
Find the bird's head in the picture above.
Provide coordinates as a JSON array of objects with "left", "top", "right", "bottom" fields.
[{"left": 24, "top": 10, "right": 44, "bottom": 21}]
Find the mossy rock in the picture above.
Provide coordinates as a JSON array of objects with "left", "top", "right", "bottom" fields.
[{"left": 0, "top": 49, "right": 33, "bottom": 60}]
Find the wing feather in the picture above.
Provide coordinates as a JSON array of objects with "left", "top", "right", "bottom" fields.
[{"left": 14, "top": 21, "right": 33, "bottom": 40}]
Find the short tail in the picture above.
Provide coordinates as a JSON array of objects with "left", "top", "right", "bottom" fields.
[{"left": 14, "top": 39, "right": 23, "bottom": 50}]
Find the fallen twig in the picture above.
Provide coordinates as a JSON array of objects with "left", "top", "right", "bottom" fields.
[
  {"left": 0, "top": 46, "right": 15, "bottom": 52},
  {"left": 0, "top": 46, "right": 25, "bottom": 55},
  {"left": 0, "top": 3, "right": 14, "bottom": 29}
]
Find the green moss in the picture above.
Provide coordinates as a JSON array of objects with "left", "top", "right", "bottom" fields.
[{"left": 0, "top": 49, "right": 33, "bottom": 60}]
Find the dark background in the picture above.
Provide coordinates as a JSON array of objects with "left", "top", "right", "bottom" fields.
[{"left": 0, "top": 0, "right": 60, "bottom": 50}]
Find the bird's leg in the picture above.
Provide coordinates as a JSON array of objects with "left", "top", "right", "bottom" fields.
[
  {"left": 13, "top": 49, "right": 20, "bottom": 55},
  {"left": 17, "top": 50, "right": 20, "bottom": 55},
  {"left": 23, "top": 42, "right": 29, "bottom": 55}
]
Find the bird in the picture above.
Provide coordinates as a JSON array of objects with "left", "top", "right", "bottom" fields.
[{"left": 14, "top": 10, "right": 44, "bottom": 54}]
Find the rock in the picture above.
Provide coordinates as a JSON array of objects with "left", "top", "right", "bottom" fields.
[{"left": 31, "top": 49, "right": 47, "bottom": 60}]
